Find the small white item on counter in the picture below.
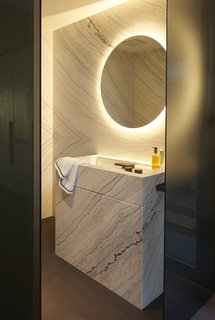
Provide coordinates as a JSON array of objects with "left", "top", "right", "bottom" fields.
[{"left": 55, "top": 157, "right": 88, "bottom": 194}]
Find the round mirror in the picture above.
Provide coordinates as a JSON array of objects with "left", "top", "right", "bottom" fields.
[{"left": 101, "top": 36, "right": 166, "bottom": 128}]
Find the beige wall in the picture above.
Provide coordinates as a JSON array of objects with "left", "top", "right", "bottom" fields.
[{"left": 42, "top": 27, "right": 53, "bottom": 219}]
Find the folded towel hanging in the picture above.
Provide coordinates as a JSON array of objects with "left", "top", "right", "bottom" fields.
[{"left": 55, "top": 157, "right": 88, "bottom": 194}]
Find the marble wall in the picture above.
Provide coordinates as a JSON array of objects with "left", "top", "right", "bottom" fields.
[
  {"left": 42, "top": 0, "right": 131, "bottom": 218},
  {"left": 53, "top": 0, "right": 166, "bottom": 179},
  {"left": 42, "top": 0, "right": 166, "bottom": 218}
]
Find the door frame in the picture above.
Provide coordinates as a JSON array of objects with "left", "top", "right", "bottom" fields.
[{"left": 33, "top": 0, "right": 41, "bottom": 318}]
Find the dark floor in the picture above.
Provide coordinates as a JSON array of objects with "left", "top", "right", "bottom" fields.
[
  {"left": 165, "top": 271, "right": 213, "bottom": 320},
  {"left": 192, "top": 295, "right": 215, "bottom": 320},
  {"left": 42, "top": 217, "right": 163, "bottom": 320}
]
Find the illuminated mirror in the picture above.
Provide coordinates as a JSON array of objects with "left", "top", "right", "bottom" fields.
[{"left": 101, "top": 35, "right": 166, "bottom": 128}]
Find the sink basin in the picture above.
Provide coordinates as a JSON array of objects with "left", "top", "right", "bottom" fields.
[
  {"left": 76, "top": 154, "right": 163, "bottom": 177},
  {"left": 74, "top": 154, "right": 164, "bottom": 207}
]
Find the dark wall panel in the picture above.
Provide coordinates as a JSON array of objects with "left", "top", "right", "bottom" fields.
[
  {"left": 165, "top": 0, "right": 215, "bottom": 319},
  {"left": 0, "top": 1, "right": 40, "bottom": 319}
]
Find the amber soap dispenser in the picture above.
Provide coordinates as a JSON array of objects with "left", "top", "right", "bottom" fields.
[{"left": 152, "top": 147, "right": 161, "bottom": 170}]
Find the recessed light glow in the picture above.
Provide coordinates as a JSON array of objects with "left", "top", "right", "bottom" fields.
[
  {"left": 43, "top": 0, "right": 129, "bottom": 31},
  {"left": 97, "top": 154, "right": 153, "bottom": 166}
]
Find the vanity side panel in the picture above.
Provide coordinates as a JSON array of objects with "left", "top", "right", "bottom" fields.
[{"left": 141, "top": 193, "right": 164, "bottom": 308}]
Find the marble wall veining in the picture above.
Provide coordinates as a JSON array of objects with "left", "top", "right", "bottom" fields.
[
  {"left": 42, "top": 1, "right": 133, "bottom": 218},
  {"left": 53, "top": 0, "right": 166, "bottom": 179},
  {"left": 56, "top": 166, "right": 165, "bottom": 309},
  {"left": 41, "top": 0, "right": 166, "bottom": 218}
]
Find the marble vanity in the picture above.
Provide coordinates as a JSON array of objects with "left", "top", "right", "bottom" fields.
[{"left": 55, "top": 155, "right": 164, "bottom": 309}]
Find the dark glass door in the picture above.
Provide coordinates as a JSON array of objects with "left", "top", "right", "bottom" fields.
[
  {"left": 165, "top": 0, "right": 215, "bottom": 319},
  {"left": 0, "top": 1, "right": 40, "bottom": 319}
]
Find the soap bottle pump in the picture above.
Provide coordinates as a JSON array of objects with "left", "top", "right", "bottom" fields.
[{"left": 152, "top": 147, "right": 161, "bottom": 170}]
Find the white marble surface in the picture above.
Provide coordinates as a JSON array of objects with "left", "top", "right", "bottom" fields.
[
  {"left": 41, "top": 0, "right": 166, "bottom": 218},
  {"left": 55, "top": 165, "right": 164, "bottom": 309},
  {"left": 76, "top": 164, "right": 164, "bottom": 206},
  {"left": 53, "top": 0, "right": 166, "bottom": 170},
  {"left": 42, "top": 2, "right": 130, "bottom": 218},
  {"left": 42, "top": 0, "right": 166, "bottom": 217},
  {"left": 52, "top": 0, "right": 166, "bottom": 305}
]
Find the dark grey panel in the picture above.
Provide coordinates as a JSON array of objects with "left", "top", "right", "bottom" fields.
[
  {"left": 165, "top": 0, "right": 215, "bottom": 319},
  {"left": 0, "top": 0, "right": 40, "bottom": 319}
]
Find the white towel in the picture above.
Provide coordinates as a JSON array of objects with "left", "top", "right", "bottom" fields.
[{"left": 55, "top": 157, "right": 88, "bottom": 194}]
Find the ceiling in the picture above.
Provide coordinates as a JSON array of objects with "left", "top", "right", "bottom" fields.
[
  {"left": 42, "top": 0, "right": 101, "bottom": 17},
  {"left": 42, "top": 0, "right": 128, "bottom": 30}
]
